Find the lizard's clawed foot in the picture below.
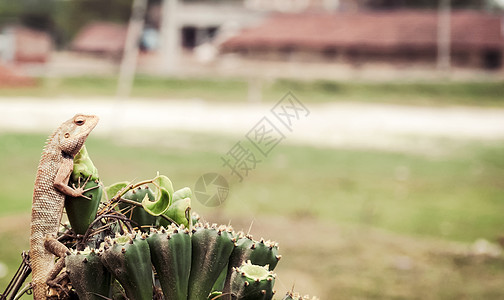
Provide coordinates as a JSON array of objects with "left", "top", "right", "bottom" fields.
[
  {"left": 46, "top": 272, "right": 70, "bottom": 297},
  {"left": 71, "top": 175, "right": 98, "bottom": 200}
]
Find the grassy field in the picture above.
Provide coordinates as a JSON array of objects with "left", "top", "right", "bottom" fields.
[
  {"left": 0, "top": 131, "right": 503, "bottom": 298},
  {"left": 1, "top": 76, "right": 504, "bottom": 107}
]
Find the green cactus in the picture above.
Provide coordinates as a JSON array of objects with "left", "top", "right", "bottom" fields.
[
  {"left": 100, "top": 233, "right": 153, "bottom": 300},
  {"left": 65, "top": 248, "right": 111, "bottom": 300},
  {"left": 211, "top": 262, "right": 228, "bottom": 292},
  {"left": 120, "top": 186, "right": 157, "bottom": 230},
  {"left": 230, "top": 235, "right": 281, "bottom": 271},
  {"left": 65, "top": 145, "right": 103, "bottom": 235},
  {"left": 229, "top": 261, "right": 275, "bottom": 300},
  {"left": 147, "top": 225, "right": 192, "bottom": 299},
  {"left": 188, "top": 223, "right": 236, "bottom": 300},
  {"left": 223, "top": 234, "right": 281, "bottom": 297},
  {"left": 249, "top": 238, "right": 281, "bottom": 271}
]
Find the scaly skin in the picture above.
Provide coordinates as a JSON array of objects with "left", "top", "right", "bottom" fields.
[{"left": 30, "top": 114, "right": 99, "bottom": 300}]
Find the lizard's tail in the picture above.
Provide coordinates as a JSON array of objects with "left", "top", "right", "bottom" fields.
[{"left": 31, "top": 281, "right": 48, "bottom": 300}]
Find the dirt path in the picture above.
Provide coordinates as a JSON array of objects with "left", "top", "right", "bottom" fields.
[{"left": 1, "top": 97, "right": 504, "bottom": 153}]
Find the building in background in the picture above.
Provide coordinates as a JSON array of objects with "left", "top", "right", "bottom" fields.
[
  {"left": 220, "top": 10, "right": 504, "bottom": 70},
  {"left": 71, "top": 22, "right": 128, "bottom": 58},
  {"left": 0, "top": 26, "right": 51, "bottom": 63}
]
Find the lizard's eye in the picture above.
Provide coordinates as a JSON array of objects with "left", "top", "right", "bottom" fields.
[
  {"left": 74, "top": 118, "right": 85, "bottom": 126},
  {"left": 64, "top": 132, "right": 70, "bottom": 138}
]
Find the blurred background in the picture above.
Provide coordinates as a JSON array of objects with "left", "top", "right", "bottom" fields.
[{"left": 1, "top": 0, "right": 504, "bottom": 298}]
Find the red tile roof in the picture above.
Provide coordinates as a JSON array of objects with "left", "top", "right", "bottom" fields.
[
  {"left": 71, "top": 22, "right": 127, "bottom": 55},
  {"left": 14, "top": 27, "right": 52, "bottom": 63},
  {"left": 222, "top": 11, "right": 504, "bottom": 52}
]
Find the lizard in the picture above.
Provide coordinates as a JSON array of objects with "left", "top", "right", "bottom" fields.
[{"left": 30, "top": 114, "right": 99, "bottom": 300}]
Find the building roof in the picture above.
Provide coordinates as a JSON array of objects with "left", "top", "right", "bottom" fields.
[
  {"left": 13, "top": 27, "right": 52, "bottom": 63},
  {"left": 222, "top": 11, "right": 504, "bottom": 53},
  {"left": 71, "top": 22, "right": 127, "bottom": 55}
]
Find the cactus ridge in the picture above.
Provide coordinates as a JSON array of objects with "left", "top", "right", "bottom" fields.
[
  {"left": 100, "top": 232, "right": 153, "bottom": 300},
  {"left": 187, "top": 223, "right": 236, "bottom": 300},
  {"left": 147, "top": 224, "right": 192, "bottom": 300}
]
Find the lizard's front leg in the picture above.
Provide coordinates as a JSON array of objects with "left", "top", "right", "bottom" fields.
[{"left": 54, "top": 157, "right": 96, "bottom": 199}]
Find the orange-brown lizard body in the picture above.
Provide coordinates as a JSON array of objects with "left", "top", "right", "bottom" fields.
[{"left": 30, "top": 114, "right": 99, "bottom": 299}]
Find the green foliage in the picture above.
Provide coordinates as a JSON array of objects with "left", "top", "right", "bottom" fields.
[
  {"left": 71, "top": 145, "right": 99, "bottom": 182},
  {"left": 160, "top": 197, "right": 191, "bottom": 228},
  {"left": 142, "top": 175, "right": 173, "bottom": 216}
]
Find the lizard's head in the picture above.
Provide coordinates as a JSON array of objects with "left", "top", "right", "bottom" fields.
[{"left": 58, "top": 114, "right": 99, "bottom": 156}]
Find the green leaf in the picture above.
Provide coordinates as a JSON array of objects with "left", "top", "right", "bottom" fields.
[
  {"left": 142, "top": 187, "right": 171, "bottom": 216},
  {"left": 173, "top": 187, "right": 192, "bottom": 202},
  {"left": 102, "top": 181, "right": 129, "bottom": 202},
  {"left": 160, "top": 197, "right": 191, "bottom": 228},
  {"left": 153, "top": 175, "right": 174, "bottom": 195},
  {"left": 72, "top": 145, "right": 100, "bottom": 182}
]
